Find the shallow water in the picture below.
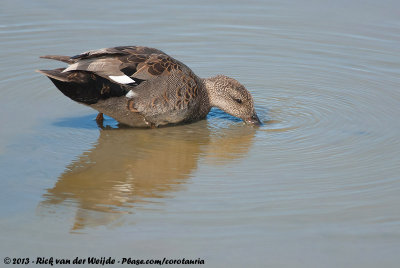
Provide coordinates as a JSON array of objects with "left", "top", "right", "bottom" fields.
[{"left": 1, "top": 0, "right": 400, "bottom": 267}]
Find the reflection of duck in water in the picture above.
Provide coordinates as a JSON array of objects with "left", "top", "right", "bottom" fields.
[{"left": 40, "top": 121, "right": 256, "bottom": 231}]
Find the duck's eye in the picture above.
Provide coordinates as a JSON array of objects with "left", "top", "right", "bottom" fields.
[{"left": 234, "top": 98, "right": 243, "bottom": 104}]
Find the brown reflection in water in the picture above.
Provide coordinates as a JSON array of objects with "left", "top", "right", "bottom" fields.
[{"left": 40, "top": 121, "right": 256, "bottom": 231}]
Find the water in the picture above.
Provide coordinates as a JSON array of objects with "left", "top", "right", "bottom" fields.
[{"left": 1, "top": 0, "right": 400, "bottom": 267}]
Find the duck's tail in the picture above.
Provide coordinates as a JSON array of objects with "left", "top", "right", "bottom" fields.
[
  {"left": 40, "top": 55, "right": 75, "bottom": 64},
  {"left": 37, "top": 68, "right": 128, "bottom": 105}
]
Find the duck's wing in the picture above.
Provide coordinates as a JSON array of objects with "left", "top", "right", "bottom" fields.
[
  {"left": 69, "top": 46, "right": 166, "bottom": 61},
  {"left": 60, "top": 46, "right": 168, "bottom": 81}
]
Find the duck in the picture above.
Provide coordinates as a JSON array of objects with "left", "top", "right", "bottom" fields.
[{"left": 38, "top": 46, "right": 261, "bottom": 128}]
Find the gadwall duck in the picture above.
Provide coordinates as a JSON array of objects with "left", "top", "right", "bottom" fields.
[{"left": 38, "top": 46, "right": 261, "bottom": 128}]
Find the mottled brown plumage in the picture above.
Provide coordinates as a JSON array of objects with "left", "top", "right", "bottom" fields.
[{"left": 38, "top": 46, "right": 261, "bottom": 128}]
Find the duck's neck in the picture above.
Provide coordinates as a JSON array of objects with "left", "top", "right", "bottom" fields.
[{"left": 203, "top": 77, "right": 222, "bottom": 108}]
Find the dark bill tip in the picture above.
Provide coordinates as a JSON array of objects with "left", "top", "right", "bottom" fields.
[{"left": 244, "top": 113, "right": 262, "bottom": 126}]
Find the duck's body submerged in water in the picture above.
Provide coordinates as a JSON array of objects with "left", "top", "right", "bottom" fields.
[{"left": 38, "top": 46, "right": 261, "bottom": 128}]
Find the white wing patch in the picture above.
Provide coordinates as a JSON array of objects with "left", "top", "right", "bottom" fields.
[
  {"left": 125, "top": 90, "right": 137, "bottom": 98},
  {"left": 109, "top": 75, "right": 136, "bottom": 84}
]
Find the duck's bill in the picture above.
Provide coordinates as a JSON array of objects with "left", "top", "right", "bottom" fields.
[{"left": 244, "top": 113, "right": 262, "bottom": 126}]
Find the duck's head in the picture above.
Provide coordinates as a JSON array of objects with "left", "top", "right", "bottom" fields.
[{"left": 204, "top": 75, "right": 261, "bottom": 126}]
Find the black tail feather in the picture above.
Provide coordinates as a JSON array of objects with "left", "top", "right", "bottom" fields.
[{"left": 38, "top": 69, "right": 128, "bottom": 104}]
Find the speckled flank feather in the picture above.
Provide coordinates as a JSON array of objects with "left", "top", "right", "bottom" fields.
[{"left": 38, "top": 46, "right": 260, "bottom": 127}]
